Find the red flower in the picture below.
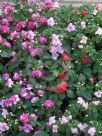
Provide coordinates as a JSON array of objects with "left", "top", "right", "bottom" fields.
[
  {"left": 62, "top": 53, "right": 70, "bottom": 62},
  {"left": 82, "top": 55, "right": 89, "bottom": 64},
  {"left": 56, "top": 82, "right": 68, "bottom": 94},
  {"left": 81, "top": 10, "right": 87, "bottom": 17},
  {"left": 59, "top": 72, "right": 66, "bottom": 80}
]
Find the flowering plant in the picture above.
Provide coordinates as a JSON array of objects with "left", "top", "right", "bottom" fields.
[{"left": 0, "top": 1, "right": 102, "bottom": 136}]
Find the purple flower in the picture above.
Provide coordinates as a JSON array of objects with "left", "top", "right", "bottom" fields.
[
  {"left": 3, "top": 73, "right": 9, "bottom": 80},
  {"left": 47, "top": 17, "right": 55, "bottom": 27},
  {"left": 67, "top": 23, "right": 76, "bottom": 32},
  {"left": 44, "top": 99, "right": 54, "bottom": 109},
  {"left": 32, "top": 70, "right": 42, "bottom": 78},
  {"left": 22, "top": 124, "right": 33, "bottom": 133}
]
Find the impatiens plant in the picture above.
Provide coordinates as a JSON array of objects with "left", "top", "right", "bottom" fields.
[{"left": 0, "top": 0, "right": 102, "bottom": 136}]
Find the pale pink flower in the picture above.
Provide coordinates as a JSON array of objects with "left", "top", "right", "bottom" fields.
[
  {"left": 71, "top": 128, "right": 78, "bottom": 134},
  {"left": 80, "top": 36, "right": 88, "bottom": 44},
  {"left": 48, "top": 116, "right": 56, "bottom": 126},
  {"left": 95, "top": 91, "right": 102, "bottom": 98},
  {"left": 92, "top": 101, "right": 100, "bottom": 106},
  {"left": 81, "top": 21, "right": 86, "bottom": 29},
  {"left": 38, "top": 90, "right": 44, "bottom": 97},
  {"left": 47, "top": 17, "right": 55, "bottom": 27},
  {"left": 52, "top": 125, "right": 58, "bottom": 133},
  {"left": 5, "top": 78, "right": 13, "bottom": 88},
  {"left": 77, "top": 123, "right": 88, "bottom": 132},
  {"left": 2, "top": 109, "right": 9, "bottom": 118},
  {"left": 96, "top": 4, "right": 102, "bottom": 11},
  {"left": 88, "top": 127, "right": 96, "bottom": 136},
  {"left": 22, "top": 124, "right": 33, "bottom": 133},
  {"left": 0, "top": 122, "right": 9, "bottom": 133},
  {"left": 93, "top": 9, "right": 98, "bottom": 15}
]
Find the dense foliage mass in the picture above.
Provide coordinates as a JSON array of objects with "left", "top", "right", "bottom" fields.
[{"left": 0, "top": 1, "right": 102, "bottom": 136}]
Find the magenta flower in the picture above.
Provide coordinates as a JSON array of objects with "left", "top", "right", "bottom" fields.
[
  {"left": 22, "top": 42, "right": 29, "bottom": 51},
  {"left": 28, "top": 22, "right": 36, "bottom": 30},
  {"left": 13, "top": 72, "right": 21, "bottom": 81},
  {"left": 39, "top": 36, "right": 47, "bottom": 45},
  {"left": 67, "top": 23, "right": 76, "bottom": 32},
  {"left": 32, "top": 70, "right": 42, "bottom": 78},
  {"left": 44, "top": 99, "right": 54, "bottom": 109},
  {"left": 0, "top": 25, "right": 10, "bottom": 34},
  {"left": 39, "top": 17, "right": 47, "bottom": 26},
  {"left": 20, "top": 113, "right": 29, "bottom": 124}
]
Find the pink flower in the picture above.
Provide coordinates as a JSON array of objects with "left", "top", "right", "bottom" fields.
[
  {"left": 13, "top": 72, "right": 21, "bottom": 81},
  {"left": 44, "top": 0, "right": 53, "bottom": 9},
  {"left": 27, "top": 0, "right": 35, "bottom": 6},
  {"left": 10, "top": 95, "right": 20, "bottom": 105},
  {"left": 39, "top": 36, "right": 47, "bottom": 45},
  {"left": 39, "top": 17, "right": 47, "bottom": 26},
  {"left": 3, "top": 42, "right": 11, "bottom": 48},
  {"left": 96, "top": 4, "right": 102, "bottom": 11},
  {"left": 0, "top": 36, "right": 3, "bottom": 44},
  {"left": 22, "top": 42, "right": 29, "bottom": 51},
  {"left": 5, "top": 78, "right": 13, "bottom": 88},
  {"left": 15, "top": 21, "right": 26, "bottom": 31},
  {"left": 3, "top": 99, "right": 12, "bottom": 107},
  {"left": 10, "top": 31, "right": 18, "bottom": 40},
  {"left": 38, "top": 90, "right": 44, "bottom": 97},
  {"left": 20, "top": 113, "right": 29, "bottom": 124},
  {"left": 29, "top": 47, "right": 38, "bottom": 57},
  {"left": 30, "top": 114, "right": 38, "bottom": 120},
  {"left": 21, "top": 31, "right": 27, "bottom": 40},
  {"left": 44, "top": 99, "right": 54, "bottom": 109},
  {"left": 0, "top": 25, "right": 10, "bottom": 34},
  {"left": 2, "top": 109, "right": 9, "bottom": 118},
  {"left": 2, "top": 19, "right": 9, "bottom": 26},
  {"left": 20, "top": 88, "right": 28, "bottom": 98},
  {"left": 32, "top": 70, "right": 42, "bottom": 78},
  {"left": 52, "top": 125, "right": 58, "bottom": 133},
  {"left": 31, "top": 13, "right": 40, "bottom": 21},
  {"left": 88, "top": 127, "right": 96, "bottom": 136},
  {"left": 22, "top": 124, "right": 33, "bottom": 133}
]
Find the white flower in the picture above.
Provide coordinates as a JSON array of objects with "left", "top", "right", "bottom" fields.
[
  {"left": 93, "top": 9, "right": 98, "bottom": 15},
  {"left": 49, "top": 116, "right": 56, "bottom": 126},
  {"left": 81, "top": 21, "right": 86, "bottom": 29},
  {"left": 93, "top": 101, "right": 100, "bottom": 106},
  {"left": 78, "top": 45, "right": 83, "bottom": 49},
  {"left": 47, "top": 17, "right": 55, "bottom": 27},
  {"left": 95, "top": 27, "right": 102, "bottom": 35}
]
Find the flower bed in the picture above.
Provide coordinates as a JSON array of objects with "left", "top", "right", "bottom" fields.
[{"left": 0, "top": 1, "right": 102, "bottom": 136}]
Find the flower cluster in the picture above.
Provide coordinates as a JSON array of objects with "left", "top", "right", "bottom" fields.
[{"left": 0, "top": 0, "right": 102, "bottom": 136}]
